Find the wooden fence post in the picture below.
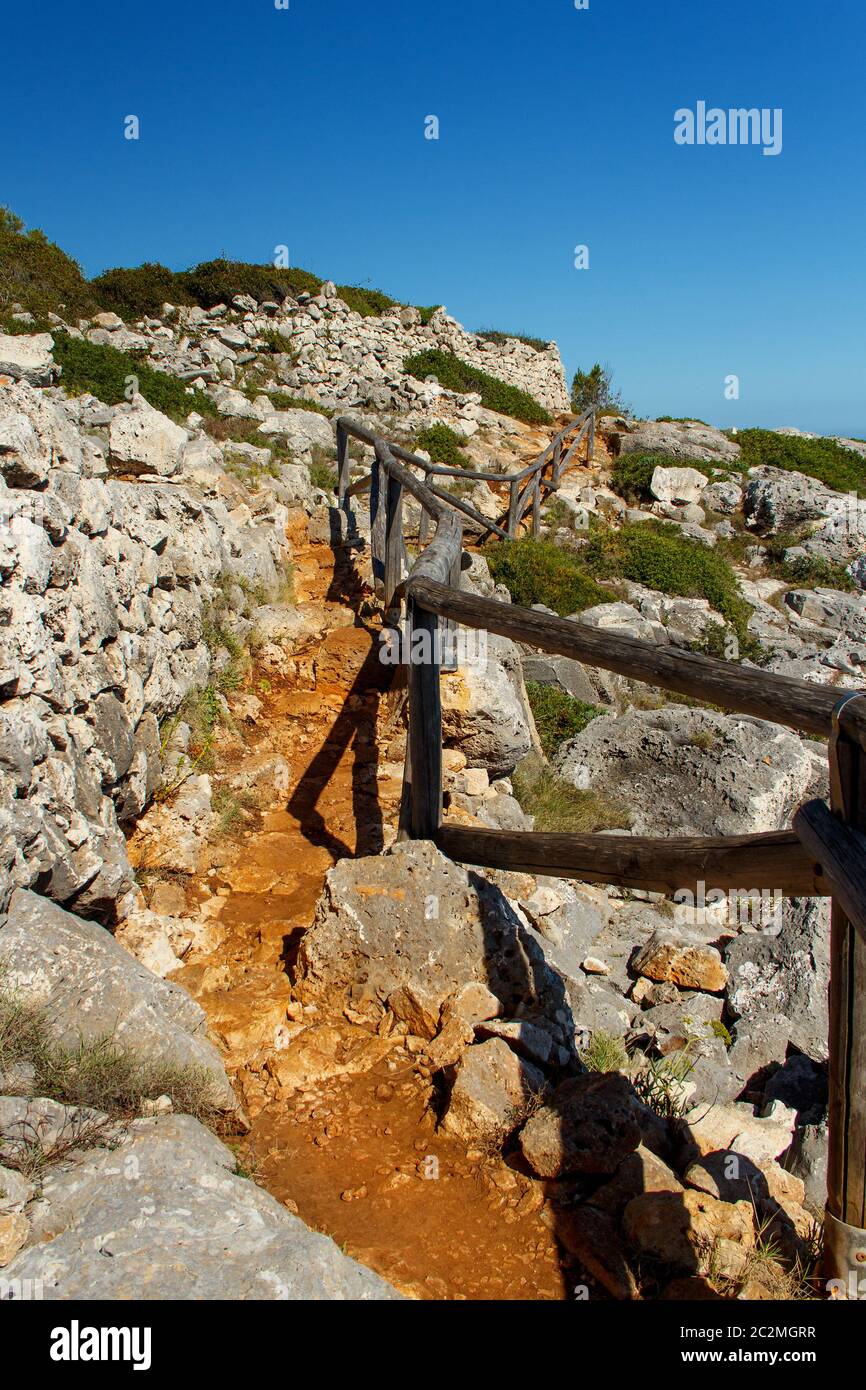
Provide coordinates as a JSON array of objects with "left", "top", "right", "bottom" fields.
[
  {"left": 407, "top": 595, "right": 443, "bottom": 840},
  {"left": 507, "top": 479, "right": 519, "bottom": 537},
  {"left": 823, "top": 692, "right": 866, "bottom": 1294},
  {"left": 383, "top": 472, "right": 404, "bottom": 629},
  {"left": 531, "top": 474, "right": 541, "bottom": 535},
  {"left": 336, "top": 420, "right": 350, "bottom": 504}
]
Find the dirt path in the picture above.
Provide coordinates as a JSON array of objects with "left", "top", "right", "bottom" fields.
[{"left": 169, "top": 515, "right": 577, "bottom": 1301}]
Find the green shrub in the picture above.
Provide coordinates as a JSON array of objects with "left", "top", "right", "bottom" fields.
[
  {"left": 485, "top": 537, "right": 608, "bottom": 615},
  {"left": 475, "top": 329, "right": 549, "bottom": 352},
  {"left": 582, "top": 520, "right": 755, "bottom": 644},
  {"left": 89, "top": 263, "right": 195, "bottom": 319},
  {"left": 656, "top": 415, "right": 710, "bottom": 426},
  {"left": 580, "top": 1031, "right": 629, "bottom": 1073},
  {"left": 525, "top": 682, "right": 601, "bottom": 758},
  {"left": 336, "top": 285, "right": 399, "bottom": 317},
  {"left": 0, "top": 206, "right": 98, "bottom": 320},
  {"left": 177, "top": 258, "right": 322, "bottom": 308},
  {"left": 416, "top": 423, "right": 473, "bottom": 470},
  {"left": 403, "top": 349, "right": 552, "bottom": 426},
  {"left": 609, "top": 452, "right": 664, "bottom": 504},
  {"left": 52, "top": 332, "right": 215, "bottom": 422},
  {"left": 513, "top": 754, "right": 629, "bottom": 833},
  {"left": 265, "top": 392, "right": 331, "bottom": 417},
  {"left": 309, "top": 459, "right": 336, "bottom": 491},
  {"left": 735, "top": 428, "right": 866, "bottom": 497},
  {"left": 777, "top": 553, "right": 855, "bottom": 590}
]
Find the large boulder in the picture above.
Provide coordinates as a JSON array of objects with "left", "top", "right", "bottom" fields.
[
  {"left": 743, "top": 466, "right": 844, "bottom": 534},
  {"left": 0, "top": 333, "right": 56, "bottom": 386},
  {"left": 2, "top": 1112, "right": 398, "bottom": 1299},
  {"left": 108, "top": 395, "right": 189, "bottom": 477},
  {"left": 650, "top": 465, "right": 708, "bottom": 505},
  {"left": 441, "top": 1038, "right": 546, "bottom": 1144},
  {"left": 295, "top": 841, "right": 569, "bottom": 1026},
  {"left": 0, "top": 890, "right": 235, "bottom": 1108},
  {"left": 555, "top": 706, "right": 827, "bottom": 836},
  {"left": 611, "top": 419, "right": 740, "bottom": 466},
  {"left": 441, "top": 632, "right": 533, "bottom": 775},
  {"left": 257, "top": 408, "right": 334, "bottom": 455},
  {"left": 725, "top": 897, "right": 830, "bottom": 1061},
  {"left": 519, "top": 1072, "right": 642, "bottom": 1177}
]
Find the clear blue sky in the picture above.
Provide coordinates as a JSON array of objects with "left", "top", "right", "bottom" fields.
[{"left": 4, "top": 0, "right": 865, "bottom": 434}]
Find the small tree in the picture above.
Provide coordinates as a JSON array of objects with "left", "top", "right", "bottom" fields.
[
  {"left": 570, "top": 361, "right": 630, "bottom": 416},
  {"left": 0, "top": 207, "right": 25, "bottom": 235}
]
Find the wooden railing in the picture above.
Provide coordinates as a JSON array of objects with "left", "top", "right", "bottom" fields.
[{"left": 334, "top": 413, "right": 866, "bottom": 1292}]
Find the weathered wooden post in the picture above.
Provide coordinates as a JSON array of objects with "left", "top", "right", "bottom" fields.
[
  {"left": 531, "top": 473, "right": 541, "bottom": 535},
  {"left": 551, "top": 437, "right": 563, "bottom": 488},
  {"left": 794, "top": 691, "right": 866, "bottom": 1295},
  {"left": 336, "top": 419, "right": 350, "bottom": 504},
  {"left": 507, "top": 478, "right": 519, "bottom": 537},
  {"left": 407, "top": 592, "right": 443, "bottom": 840}
]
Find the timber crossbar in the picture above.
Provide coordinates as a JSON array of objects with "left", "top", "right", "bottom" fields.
[{"left": 335, "top": 413, "right": 866, "bottom": 1280}]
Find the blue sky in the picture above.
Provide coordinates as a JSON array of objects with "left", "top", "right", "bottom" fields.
[{"left": 4, "top": 0, "right": 865, "bottom": 434}]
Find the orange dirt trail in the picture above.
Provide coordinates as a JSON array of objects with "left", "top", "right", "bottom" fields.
[{"left": 176, "top": 520, "right": 575, "bottom": 1301}]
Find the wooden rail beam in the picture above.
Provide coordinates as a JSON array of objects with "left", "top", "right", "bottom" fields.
[
  {"left": 436, "top": 823, "right": 825, "bottom": 896},
  {"left": 407, "top": 578, "right": 866, "bottom": 744}
]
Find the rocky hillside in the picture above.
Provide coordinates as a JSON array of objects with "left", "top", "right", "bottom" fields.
[{"left": 0, "top": 266, "right": 862, "bottom": 1299}]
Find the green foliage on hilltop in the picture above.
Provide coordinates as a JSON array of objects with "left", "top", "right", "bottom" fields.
[
  {"left": 0, "top": 206, "right": 98, "bottom": 320},
  {"left": 404, "top": 349, "right": 552, "bottom": 426}
]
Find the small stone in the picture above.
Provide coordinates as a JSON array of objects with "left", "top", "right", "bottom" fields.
[
  {"left": 0, "top": 1212, "right": 29, "bottom": 1267},
  {"left": 633, "top": 930, "right": 728, "bottom": 993}
]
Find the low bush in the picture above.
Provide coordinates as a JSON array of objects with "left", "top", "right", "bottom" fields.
[
  {"left": 475, "top": 329, "right": 549, "bottom": 352},
  {"left": 416, "top": 423, "right": 473, "bottom": 470},
  {"left": 582, "top": 520, "right": 755, "bottom": 644},
  {"left": 0, "top": 984, "right": 224, "bottom": 1139},
  {"left": 525, "top": 682, "right": 601, "bottom": 758},
  {"left": 89, "top": 262, "right": 195, "bottom": 319},
  {"left": 52, "top": 332, "right": 215, "bottom": 422},
  {"left": 735, "top": 428, "right": 866, "bottom": 497},
  {"left": 609, "top": 451, "right": 665, "bottom": 504},
  {"left": 485, "top": 537, "right": 608, "bottom": 615},
  {"left": 403, "top": 349, "right": 552, "bottom": 426}
]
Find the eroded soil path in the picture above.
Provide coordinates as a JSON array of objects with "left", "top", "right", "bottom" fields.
[{"left": 172, "top": 517, "right": 576, "bottom": 1300}]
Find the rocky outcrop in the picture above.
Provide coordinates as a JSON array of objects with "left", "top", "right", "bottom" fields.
[
  {"left": 555, "top": 705, "right": 827, "bottom": 836},
  {"left": 0, "top": 380, "right": 291, "bottom": 915},
  {"left": 1, "top": 1111, "right": 398, "bottom": 1299},
  {"left": 0, "top": 889, "right": 235, "bottom": 1108},
  {"left": 607, "top": 418, "right": 741, "bottom": 466}
]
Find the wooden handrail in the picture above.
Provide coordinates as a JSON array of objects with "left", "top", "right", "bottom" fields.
[
  {"left": 437, "top": 824, "right": 825, "bottom": 896},
  {"left": 334, "top": 408, "right": 866, "bottom": 1283},
  {"left": 406, "top": 577, "right": 866, "bottom": 745}
]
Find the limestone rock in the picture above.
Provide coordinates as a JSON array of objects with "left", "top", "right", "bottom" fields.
[
  {"left": 519, "top": 1073, "right": 642, "bottom": 1177},
  {"left": 108, "top": 395, "right": 188, "bottom": 477},
  {"left": 2, "top": 1113, "right": 398, "bottom": 1299},
  {"left": 556, "top": 706, "right": 826, "bottom": 837},
  {"left": 633, "top": 930, "right": 728, "bottom": 993},
  {"left": 0, "top": 890, "right": 235, "bottom": 1109},
  {"left": 441, "top": 1038, "right": 546, "bottom": 1144},
  {"left": 623, "top": 1189, "right": 755, "bottom": 1274}
]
